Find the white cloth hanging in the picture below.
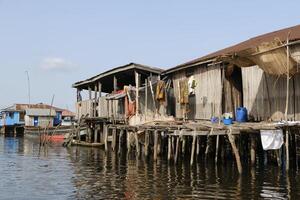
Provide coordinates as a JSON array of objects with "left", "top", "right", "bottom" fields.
[{"left": 260, "top": 129, "right": 284, "bottom": 150}]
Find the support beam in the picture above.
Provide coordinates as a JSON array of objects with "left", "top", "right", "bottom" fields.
[
  {"left": 250, "top": 135, "right": 256, "bottom": 165},
  {"left": 215, "top": 135, "right": 219, "bottom": 163},
  {"left": 104, "top": 124, "right": 108, "bottom": 152},
  {"left": 118, "top": 129, "right": 124, "bottom": 155},
  {"left": 227, "top": 129, "right": 242, "bottom": 174},
  {"left": 135, "top": 132, "right": 140, "bottom": 157},
  {"left": 145, "top": 78, "right": 148, "bottom": 120},
  {"left": 190, "top": 133, "right": 196, "bottom": 165},
  {"left": 94, "top": 84, "right": 98, "bottom": 117},
  {"left": 98, "top": 82, "right": 102, "bottom": 117},
  {"left": 286, "top": 129, "right": 290, "bottom": 171},
  {"left": 145, "top": 130, "right": 149, "bottom": 157},
  {"left": 113, "top": 76, "right": 117, "bottom": 92},
  {"left": 168, "top": 136, "right": 172, "bottom": 161},
  {"left": 135, "top": 71, "right": 140, "bottom": 115},
  {"left": 112, "top": 128, "right": 117, "bottom": 152},
  {"left": 175, "top": 136, "right": 180, "bottom": 164},
  {"left": 94, "top": 126, "right": 98, "bottom": 143},
  {"left": 154, "top": 130, "right": 158, "bottom": 162}
]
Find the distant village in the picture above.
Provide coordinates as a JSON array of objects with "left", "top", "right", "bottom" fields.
[{"left": 2, "top": 24, "right": 300, "bottom": 172}]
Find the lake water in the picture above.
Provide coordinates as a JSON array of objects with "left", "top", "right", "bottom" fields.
[{"left": 0, "top": 136, "right": 299, "bottom": 199}]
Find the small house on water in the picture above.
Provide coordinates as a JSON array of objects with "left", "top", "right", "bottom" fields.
[{"left": 70, "top": 24, "right": 300, "bottom": 172}]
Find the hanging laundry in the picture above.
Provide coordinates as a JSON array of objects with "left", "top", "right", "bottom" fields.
[
  {"left": 156, "top": 80, "right": 165, "bottom": 102},
  {"left": 188, "top": 75, "right": 197, "bottom": 95},
  {"left": 124, "top": 86, "right": 136, "bottom": 118},
  {"left": 179, "top": 79, "right": 189, "bottom": 104},
  {"left": 260, "top": 129, "right": 284, "bottom": 150}
]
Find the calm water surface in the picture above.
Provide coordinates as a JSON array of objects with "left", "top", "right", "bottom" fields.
[{"left": 0, "top": 136, "right": 299, "bottom": 199}]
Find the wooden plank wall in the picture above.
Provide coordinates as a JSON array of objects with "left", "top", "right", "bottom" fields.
[
  {"left": 172, "top": 65, "right": 222, "bottom": 120},
  {"left": 242, "top": 65, "right": 300, "bottom": 121}
]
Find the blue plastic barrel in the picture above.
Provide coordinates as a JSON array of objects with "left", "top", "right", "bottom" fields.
[
  {"left": 223, "top": 118, "right": 232, "bottom": 125},
  {"left": 236, "top": 107, "right": 248, "bottom": 122}
]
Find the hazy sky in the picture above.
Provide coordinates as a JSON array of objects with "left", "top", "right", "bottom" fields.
[{"left": 1, "top": 0, "right": 300, "bottom": 110}]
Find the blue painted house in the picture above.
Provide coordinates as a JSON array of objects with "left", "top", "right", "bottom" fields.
[{"left": 0, "top": 106, "right": 25, "bottom": 127}]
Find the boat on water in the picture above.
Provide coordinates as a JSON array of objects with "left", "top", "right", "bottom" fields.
[{"left": 24, "top": 126, "right": 74, "bottom": 141}]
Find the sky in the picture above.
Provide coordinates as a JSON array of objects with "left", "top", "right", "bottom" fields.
[{"left": 0, "top": 0, "right": 300, "bottom": 111}]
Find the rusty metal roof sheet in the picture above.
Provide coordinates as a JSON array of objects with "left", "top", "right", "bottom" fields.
[{"left": 163, "top": 24, "right": 300, "bottom": 74}]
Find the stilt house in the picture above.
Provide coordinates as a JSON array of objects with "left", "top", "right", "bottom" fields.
[{"left": 162, "top": 24, "right": 300, "bottom": 122}]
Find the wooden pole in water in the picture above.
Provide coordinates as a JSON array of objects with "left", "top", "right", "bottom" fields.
[
  {"left": 190, "top": 133, "right": 196, "bottom": 165},
  {"left": 168, "top": 136, "right": 172, "bottom": 161},
  {"left": 175, "top": 136, "right": 180, "bottom": 164},
  {"left": 196, "top": 136, "right": 200, "bottom": 157},
  {"left": 215, "top": 135, "right": 220, "bottom": 163},
  {"left": 154, "top": 130, "right": 158, "bottom": 162},
  {"left": 94, "top": 126, "right": 98, "bottom": 143},
  {"left": 227, "top": 129, "right": 242, "bottom": 174},
  {"left": 286, "top": 129, "right": 290, "bottom": 170},
  {"left": 127, "top": 130, "right": 131, "bottom": 155},
  {"left": 182, "top": 135, "right": 186, "bottom": 155},
  {"left": 135, "top": 132, "right": 140, "bottom": 157},
  {"left": 112, "top": 128, "right": 116, "bottom": 152},
  {"left": 118, "top": 129, "right": 124, "bottom": 155},
  {"left": 104, "top": 124, "right": 108, "bottom": 152},
  {"left": 250, "top": 134, "right": 256, "bottom": 165},
  {"left": 145, "top": 130, "right": 149, "bottom": 157}
]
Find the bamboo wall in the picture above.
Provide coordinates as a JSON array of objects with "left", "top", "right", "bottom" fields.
[
  {"left": 242, "top": 65, "right": 300, "bottom": 121},
  {"left": 172, "top": 64, "right": 222, "bottom": 120}
]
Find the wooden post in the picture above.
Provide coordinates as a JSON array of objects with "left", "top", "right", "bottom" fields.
[
  {"left": 154, "top": 130, "right": 158, "bottom": 162},
  {"left": 113, "top": 76, "right": 117, "bottom": 92},
  {"left": 215, "top": 135, "right": 219, "bottom": 163},
  {"left": 168, "top": 136, "right": 172, "bottom": 161},
  {"left": 98, "top": 82, "right": 102, "bottom": 117},
  {"left": 286, "top": 129, "right": 290, "bottom": 170},
  {"left": 182, "top": 135, "right": 186, "bottom": 155},
  {"left": 145, "top": 78, "right": 148, "bottom": 120},
  {"left": 145, "top": 130, "right": 149, "bottom": 157},
  {"left": 127, "top": 130, "right": 131, "bottom": 154},
  {"left": 112, "top": 128, "right": 116, "bottom": 152},
  {"left": 190, "top": 133, "right": 196, "bottom": 165},
  {"left": 175, "top": 136, "right": 180, "bottom": 164},
  {"left": 196, "top": 136, "right": 200, "bottom": 156},
  {"left": 118, "top": 129, "right": 124, "bottom": 155},
  {"left": 227, "top": 129, "right": 242, "bottom": 174},
  {"left": 88, "top": 86, "right": 92, "bottom": 117},
  {"left": 104, "top": 124, "right": 108, "bottom": 152},
  {"left": 94, "top": 126, "right": 98, "bottom": 143},
  {"left": 94, "top": 84, "right": 97, "bottom": 117},
  {"left": 135, "top": 71, "right": 140, "bottom": 116},
  {"left": 250, "top": 134, "right": 256, "bottom": 165},
  {"left": 135, "top": 132, "right": 140, "bottom": 157}
]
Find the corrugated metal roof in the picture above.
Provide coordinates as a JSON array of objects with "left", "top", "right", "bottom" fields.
[
  {"left": 163, "top": 24, "right": 300, "bottom": 74},
  {"left": 72, "top": 62, "right": 163, "bottom": 88},
  {"left": 26, "top": 108, "right": 56, "bottom": 117}
]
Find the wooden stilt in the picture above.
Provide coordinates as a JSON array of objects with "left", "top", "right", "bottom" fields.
[
  {"left": 157, "top": 132, "right": 161, "bottom": 156},
  {"left": 168, "top": 136, "right": 172, "bottom": 161},
  {"left": 154, "top": 130, "right": 158, "bottom": 162},
  {"left": 205, "top": 128, "right": 214, "bottom": 159},
  {"left": 94, "top": 127, "right": 98, "bottom": 143},
  {"left": 127, "top": 130, "right": 131, "bottom": 155},
  {"left": 104, "top": 124, "right": 108, "bottom": 152},
  {"left": 135, "top": 132, "right": 140, "bottom": 157},
  {"left": 215, "top": 135, "right": 219, "bottom": 163},
  {"left": 175, "top": 136, "right": 180, "bottom": 164},
  {"left": 112, "top": 128, "right": 116, "bottom": 152},
  {"left": 227, "top": 129, "right": 242, "bottom": 174},
  {"left": 190, "top": 133, "right": 196, "bottom": 165},
  {"left": 196, "top": 136, "right": 200, "bottom": 156},
  {"left": 286, "top": 129, "right": 290, "bottom": 171},
  {"left": 250, "top": 134, "right": 256, "bottom": 165},
  {"left": 145, "top": 130, "right": 149, "bottom": 157},
  {"left": 182, "top": 136, "right": 186, "bottom": 155},
  {"left": 118, "top": 129, "right": 124, "bottom": 155}
]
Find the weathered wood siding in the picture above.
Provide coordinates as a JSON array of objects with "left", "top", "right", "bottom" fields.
[
  {"left": 242, "top": 65, "right": 300, "bottom": 121},
  {"left": 172, "top": 65, "right": 222, "bottom": 120},
  {"left": 25, "top": 116, "right": 54, "bottom": 127}
]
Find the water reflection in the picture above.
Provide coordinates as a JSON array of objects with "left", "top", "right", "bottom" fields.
[{"left": 0, "top": 136, "right": 299, "bottom": 199}]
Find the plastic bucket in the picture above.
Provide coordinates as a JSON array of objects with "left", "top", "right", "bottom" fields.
[
  {"left": 223, "top": 118, "right": 232, "bottom": 125},
  {"left": 236, "top": 107, "right": 247, "bottom": 122}
]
